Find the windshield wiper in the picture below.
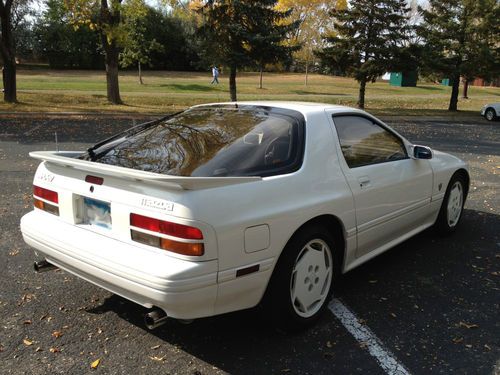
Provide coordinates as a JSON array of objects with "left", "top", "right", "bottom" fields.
[{"left": 82, "top": 113, "right": 181, "bottom": 161}]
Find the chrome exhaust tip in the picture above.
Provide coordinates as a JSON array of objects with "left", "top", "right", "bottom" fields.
[
  {"left": 34, "top": 260, "right": 57, "bottom": 273},
  {"left": 144, "top": 309, "right": 168, "bottom": 330}
]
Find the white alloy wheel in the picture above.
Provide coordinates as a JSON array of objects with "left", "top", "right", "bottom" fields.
[
  {"left": 446, "top": 181, "right": 463, "bottom": 227},
  {"left": 290, "top": 239, "right": 333, "bottom": 318},
  {"left": 485, "top": 108, "right": 495, "bottom": 121}
]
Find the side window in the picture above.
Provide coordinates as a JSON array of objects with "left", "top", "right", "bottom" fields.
[{"left": 333, "top": 115, "right": 407, "bottom": 168}]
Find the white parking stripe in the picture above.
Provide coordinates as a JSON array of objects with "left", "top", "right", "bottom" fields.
[{"left": 329, "top": 298, "right": 411, "bottom": 375}]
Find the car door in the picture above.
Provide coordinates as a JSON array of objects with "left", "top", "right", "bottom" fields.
[{"left": 329, "top": 113, "right": 433, "bottom": 258}]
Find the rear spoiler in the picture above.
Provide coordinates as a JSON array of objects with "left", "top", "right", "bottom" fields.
[{"left": 29, "top": 151, "right": 262, "bottom": 190}]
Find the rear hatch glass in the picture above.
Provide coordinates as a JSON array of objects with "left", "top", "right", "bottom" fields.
[{"left": 82, "top": 105, "right": 305, "bottom": 177}]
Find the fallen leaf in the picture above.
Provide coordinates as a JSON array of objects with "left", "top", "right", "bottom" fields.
[
  {"left": 452, "top": 337, "right": 463, "bottom": 344},
  {"left": 50, "top": 347, "right": 60, "bottom": 353},
  {"left": 35, "top": 347, "right": 42, "bottom": 352},
  {"left": 326, "top": 341, "right": 333, "bottom": 348},
  {"left": 23, "top": 339, "right": 33, "bottom": 346},
  {"left": 484, "top": 344, "right": 491, "bottom": 351},
  {"left": 90, "top": 359, "right": 100, "bottom": 369},
  {"left": 459, "top": 321, "right": 479, "bottom": 329},
  {"left": 150, "top": 344, "right": 160, "bottom": 350},
  {"left": 52, "top": 331, "right": 63, "bottom": 339},
  {"left": 359, "top": 341, "right": 368, "bottom": 349},
  {"left": 149, "top": 356, "right": 166, "bottom": 362},
  {"left": 23, "top": 320, "right": 32, "bottom": 325}
]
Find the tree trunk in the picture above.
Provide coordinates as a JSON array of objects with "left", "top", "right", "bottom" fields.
[
  {"left": 103, "top": 40, "right": 122, "bottom": 104},
  {"left": 358, "top": 78, "right": 367, "bottom": 109},
  {"left": 0, "top": 0, "right": 17, "bottom": 103},
  {"left": 462, "top": 78, "right": 469, "bottom": 99},
  {"left": 448, "top": 74, "right": 460, "bottom": 111},
  {"left": 305, "top": 59, "right": 309, "bottom": 86},
  {"left": 2, "top": 57, "right": 16, "bottom": 102},
  {"left": 229, "top": 65, "right": 237, "bottom": 102},
  {"left": 100, "top": 0, "right": 122, "bottom": 104},
  {"left": 259, "top": 66, "right": 263, "bottom": 89},
  {"left": 138, "top": 61, "right": 143, "bottom": 85}
]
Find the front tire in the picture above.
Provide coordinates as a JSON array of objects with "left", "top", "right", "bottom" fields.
[
  {"left": 485, "top": 108, "right": 497, "bottom": 121},
  {"left": 435, "top": 174, "right": 466, "bottom": 235},
  {"left": 262, "top": 225, "right": 338, "bottom": 330}
]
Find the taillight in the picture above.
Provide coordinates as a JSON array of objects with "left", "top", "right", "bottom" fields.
[
  {"left": 130, "top": 213, "right": 204, "bottom": 256},
  {"left": 33, "top": 185, "right": 58, "bottom": 203},
  {"left": 130, "top": 213, "right": 203, "bottom": 239},
  {"left": 33, "top": 185, "right": 59, "bottom": 216}
]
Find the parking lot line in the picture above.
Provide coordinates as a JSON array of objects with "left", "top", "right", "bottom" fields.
[{"left": 329, "top": 298, "right": 411, "bottom": 375}]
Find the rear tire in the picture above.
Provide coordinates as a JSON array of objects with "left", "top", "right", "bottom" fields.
[
  {"left": 435, "top": 174, "right": 466, "bottom": 235},
  {"left": 485, "top": 108, "right": 497, "bottom": 121},
  {"left": 262, "top": 225, "right": 339, "bottom": 331}
]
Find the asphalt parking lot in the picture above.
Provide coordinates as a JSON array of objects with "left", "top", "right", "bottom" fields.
[{"left": 0, "top": 114, "right": 498, "bottom": 374}]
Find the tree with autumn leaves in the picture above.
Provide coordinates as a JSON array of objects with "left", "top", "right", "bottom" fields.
[
  {"left": 195, "top": 0, "right": 299, "bottom": 101},
  {"left": 276, "top": 0, "right": 346, "bottom": 86}
]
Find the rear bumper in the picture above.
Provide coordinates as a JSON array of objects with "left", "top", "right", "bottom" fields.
[{"left": 20, "top": 211, "right": 218, "bottom": 319}]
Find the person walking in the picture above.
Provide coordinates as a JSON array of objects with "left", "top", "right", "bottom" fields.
[{"left": 211, "top": 66, "right": 219, "bottom": 84}]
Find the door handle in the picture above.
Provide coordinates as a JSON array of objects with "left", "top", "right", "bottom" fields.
[{"left": 358, "top": 176, "right": 371, "bottom": 189}]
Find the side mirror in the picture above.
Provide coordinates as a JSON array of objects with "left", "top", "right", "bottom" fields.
[{"left": 413, "top": 145, "right": 433, "bottom": 160}]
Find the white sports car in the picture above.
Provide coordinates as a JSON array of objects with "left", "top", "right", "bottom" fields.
[
  {"left": 481, "top": 103, "right": 500, "bottom": 121},
  {"left": 20, "top": 102, "right": 469, "bottom": 329}
]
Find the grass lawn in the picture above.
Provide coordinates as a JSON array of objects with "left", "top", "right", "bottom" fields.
[{"left": 1, "top": 68, "right": 499, "bottom": 116}]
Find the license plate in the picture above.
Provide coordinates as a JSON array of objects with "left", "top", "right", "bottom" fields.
[{"left": 83, "top": 197, "right": 112, "bottom": 229}]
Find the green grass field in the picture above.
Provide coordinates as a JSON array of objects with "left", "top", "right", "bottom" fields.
[{"left": 1, "top": 69, "right": 499, "bottom": 116}]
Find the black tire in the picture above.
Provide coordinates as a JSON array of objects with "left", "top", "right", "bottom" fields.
[
  {"left": 262, "top": 224, "right": 340, "bottom": 331},
  {"left": 485, "top": 108, "right": 497, "bottom": 121},
  {"left": 435, "top": 174, "right": 467, "bottom": 235}
]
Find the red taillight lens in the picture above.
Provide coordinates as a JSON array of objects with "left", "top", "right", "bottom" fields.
[
  {"left": 130, "top": 213, "right": 203, "bottom": 240},
  {"left": 33, "top": 185, "right": 58, "bottom": 204}
]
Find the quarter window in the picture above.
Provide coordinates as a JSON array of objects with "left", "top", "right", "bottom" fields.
[{"left": 333, "top": 115, "right": 407, "bottom": 168}]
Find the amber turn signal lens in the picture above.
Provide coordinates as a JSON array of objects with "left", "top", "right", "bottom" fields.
[
  {"left": 160, "top": 238, "right": 204, "bottom": 256},
  {"left": 33, "top": 198, "right": 60, "bottom": 216}
]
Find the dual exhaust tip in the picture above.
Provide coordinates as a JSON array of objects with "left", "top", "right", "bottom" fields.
[
  {"left": 34, "top": 260, "right": 171, "bottom": 330},
  {"left": 34, "top": 260, "right": 58, "bottom": 273}
]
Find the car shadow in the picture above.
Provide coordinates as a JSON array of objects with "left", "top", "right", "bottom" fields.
[{"left": 87, "top": 208, "right": 499, "bottom": 374}]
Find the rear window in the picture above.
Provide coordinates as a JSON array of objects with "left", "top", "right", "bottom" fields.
[{"left": 88, "top": 105, "right": 305, "bottom": 177}]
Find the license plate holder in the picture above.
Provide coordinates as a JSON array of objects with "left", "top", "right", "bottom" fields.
[{"left": 83, "top": 197, "right": 112, "bottom": 229}]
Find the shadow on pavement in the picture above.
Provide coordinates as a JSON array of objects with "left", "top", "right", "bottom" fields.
[{"left": 87, "top": 208, "right": 499, "bottom": 375}]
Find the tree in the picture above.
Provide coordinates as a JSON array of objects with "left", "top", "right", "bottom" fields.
[
  {"left": 418, "top": 0, "right": 500, "bottom": 111},
  {"left": 65, "top": 0, "right": 127, "bottom": 104},
  {"left": 35, "top": 0, "right": 103, "bottom": 69},
  {"left": 196, "top": 0, "right": 297, "bottom": 101},
  {"left": 119, "top": 3, "right": 163, "bottom": 84},
  {"left": 0, "top": 0, "right": 20, "bottom": 102},
  {"left": 318, "top": 0, "right": 410, "bottom": 109},
  {"left": 247, "top": 4, "right": 299, "bottom": 89},
  {"left": 277, "top": 0, "right": 346, "bottom": 86}
]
